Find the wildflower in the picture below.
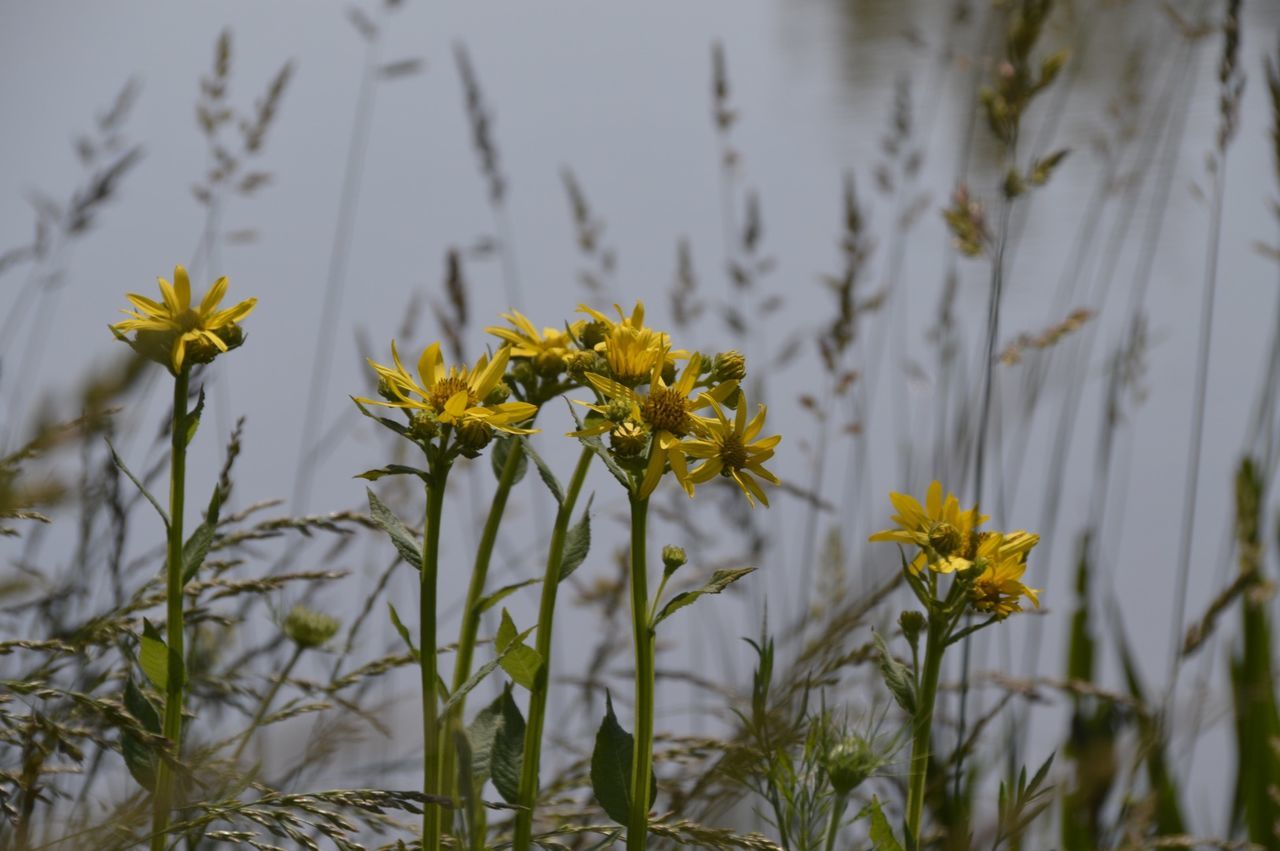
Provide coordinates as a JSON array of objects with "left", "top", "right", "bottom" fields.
[
  {"left": 868, "top": 480, "right": 988, "bottom": 573},
  {"left": 484, "top": 310, "right": 582, "bottom": 376},
  {"left": 824, "top": 736, "right": 883, "bottom": 796},
  {"left": 573, "top": 353, "right": 736, "bottom": 497},
  {"left": 111, "top": 265, "right": 256, "bottom": 373},
  {"left": 356, "top": 342, "right": 537, "bottom": 437},
  {"left": 661, "top": 545, "right": 687, "bottom": 576},
  {"left": 578, "top": 301, "right": 687, "bottom": 385},
  {"left": 685, "top": 394, "right": 781, "bottom": 507},
  {"left": 968, "top": 531, "right": 1041, "bottom": 618}
]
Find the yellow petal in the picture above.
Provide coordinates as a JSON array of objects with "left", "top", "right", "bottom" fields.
[
  {"left": 199, "top": 276, "right": 229, "bottom": 316},
  {"left": 173, "top": 265, "right": 192, "bottom": 310}
]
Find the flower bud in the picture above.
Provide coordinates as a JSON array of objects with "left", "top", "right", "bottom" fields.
[
  {"left": 609, "top": 421, "right": 649, "bottom": 458},
  {"left": 898, "top": 610, "right": 925, "bottom": 651},
  {"left": 534, "top": 349, "right": 565, "bottom": 376},
  {"left": 580, "top": 321, "right": 609, "bottom": 350},
  {"left": 409, "top": 409, "right": 440, "bottom": 441},
  {"left": 456, "top": 418, "right": 494, "bottom": 452},
  {"left": 284, "top": 605, "right": 340, "bottom": 649},
  {"left": 824, "top": 737, "right": 877, "bottom": 796},
  {"left": 485, "top": 380, "right": 512, "bottom": 405},
  {"left": 605, "top": 399, "right": 633, "bottom": 423},
  {"left": 713, "top": 350, "right": 747, "bottom": 382},
  {"left": 661, "top": 545, "right": 687, "bottom": 576}
]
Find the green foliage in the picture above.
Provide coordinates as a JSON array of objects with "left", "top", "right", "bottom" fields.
[
  {"left": 591, "top": 690, "right": 655, "bottom": 826},
  {"left": 366, "top": 487, "right": 423, "bottom": 569},
  {"left": 653, "top": 567, "right": 755, "bottom": 627}
]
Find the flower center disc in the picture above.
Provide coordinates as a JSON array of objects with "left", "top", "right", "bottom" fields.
[
  {"left": 720, "top": 432, "right": 748, "bottom": 469},
  {"left": 641, "top": 386, "right": 690, "bottom": 435},
  {"left": 429, "top": 375, "right": 477, "bottom": 411}
]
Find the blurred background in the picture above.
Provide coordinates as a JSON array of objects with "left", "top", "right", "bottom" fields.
[{"left": 3, "top": 0, "right": 1280, "bottom": 844}]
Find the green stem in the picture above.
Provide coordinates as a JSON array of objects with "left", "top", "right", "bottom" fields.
[
  {"left": 626, "top": 494, "right": 654, "bottom": 851},
  {"left": 512, "top": 447, "right": 593, "bottom": 851},
  {"left": 905, "top": 615, "right": 946, "bottom": 851},
  {"left": 233, "top": 644, "right": 304, "bottom": 763},
  {"left": 422, "top": 467, "right": 450, "bottom": 851},
  {"left": 151, "top": 368, "right": 189, "bottom": 851},
  {"left": 442, "top": 438, "right": 527, "bottom": 840},
  {"left": 823, "top": 793, "right": 848, "bottom": 851}
]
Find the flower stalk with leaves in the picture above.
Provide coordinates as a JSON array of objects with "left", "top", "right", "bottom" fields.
[
  {"left": 109, "top": 265, "right": 256, "bottom": 851},
  {"left": 869, "top": 481, "right": 1040, "bottom": 851},
  {"left": 354, "top": 339, "right": 536, "bottom": 851}
]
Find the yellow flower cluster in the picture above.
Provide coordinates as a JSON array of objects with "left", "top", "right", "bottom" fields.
[
  {"left": 870, "top": 481, "right": 1040, "bottom": 617},
  {"left": 567, "top": 302, "right": 780, "bottom": 505}
]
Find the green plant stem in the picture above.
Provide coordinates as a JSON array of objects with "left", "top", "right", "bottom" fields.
[
  {"left": 421, "top": 466, "right": 450, "bottom": 851},
  {"left": 441, "top": 438, "right": 527, "bottom": 832},
  {"left": 626, "top": 493, "right": 654, "bottom": 851},
  {"left": 905, "top": 614, "right": 946, "bottom": 851},
  {"left": 151, "top": 367, "right": 189, "bottom": 851},
  {"left": 823, "top": 793, "right": 848, "bottom": 851},
  {"left": 512, "top": 447, "right": 593, "bottom": 851},
  {"left": 233, "top": 644, "right": 304, "bottom": 763}
]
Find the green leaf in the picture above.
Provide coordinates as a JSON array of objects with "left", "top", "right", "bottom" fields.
[
  {"left": 367, "top": 488, "right": 423, "bottom": 569},
  {"left": 468, "top": 689, "right": 506, "bottom": 787},
  {"left": 874, "top": 630, "right": 916, "bottom": 716},
  {"left": 476, "top": 578, "right": 540, "bottom": 615},
  {"left": 496, "top": 609, "right": 542, "bottom": 691},
  {"left": 558, "top": 495, "right": 593, "bottom": 582},
  {"left": 106, "top": 438, "right": 169, "bottom": 529},
  {"left": 490, "top": 686, "right": 526, "bottom": 804},
  {"left": 387, "top": 603, "right": 418, "bottom": 660},
  {"left": 122, "top": 679, "right": 160, "bottom": 791},
  {"left": 868, "top": 797, "right": 903, "bottom": 851},
  {"left": 184, "top": 387, "right": 206, "bottom": 447},
  {"left": 352, "top": 397, "right": 409, "bottom": 437},
  {"left": 355, "top": 464, "right": 431, "bottom": 482},
  {"left": 491, "top": 437, "right": 528, "bottom": 486},
  {"left": 590, "top": 690, "right": 656, "bottom": 826},
  {"left": 520, "top": 439, "right": 564, "bottom": 504},
  {"left": 441, "top": 622, "right": 536, "bottom": 715},
  {"left": 139, "top": 620, "right": 168, "bottom": 692},
  {"left": 652, "top": 567, "right": 755, "bottom": 627},
  {"left": 181, "top": 521, "right": 214, "bottom": 584}
]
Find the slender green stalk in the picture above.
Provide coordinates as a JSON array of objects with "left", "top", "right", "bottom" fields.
[
  {"left": 441, "top": 438, "right": 527, "bottom": 835},
  {"left": 626, "top": 494, "right": 654, "bottom": 851},
  {"left": 905, "top": 615, "right": 946, "bottom": 851},
  {"left": 233, "top": 644, "right": 303, "bottom": 763},
  {"left": 823, "top": 794, "right": 848, "bottom": 851},
  {"left": 512, "top": 447, "right": 593, "bottom": 851},
  {"left": 421, "top": 467, "right": 450, "bottom": 851},
  {"left": 151, "top": 368, "right": 190, "bottom": 851}
]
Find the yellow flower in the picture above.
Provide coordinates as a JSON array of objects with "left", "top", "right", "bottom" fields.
[
  {"left": 356, "top": 342, "right": 537, "bottom": 435},
  {"left": 868, "top": 480, "right": 988, "bottom": 574},
  {"left": 111, "top": 265, "right": 257, "bottom": 373},
  {"left": 685, "top": 394, "right": 780, "bottom": 507},
  {"left": 572, "top": 353, "right": 737, "bottom": 497},
  {"left": 484, "top": 310, "right": 582, "bottom": 375},
  {"left": 578, "top": 301, "right": 688, "bottom": 385},
  {"left": 969, "top": 531, "right": 1041, "bottom": 618}
]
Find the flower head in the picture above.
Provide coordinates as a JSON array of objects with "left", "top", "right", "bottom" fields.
[
  {"left": 572, "top": 352, "right": 736, "bottom": 497},
  {"left": 968, "top": 531, "right": 1041, "bottom": 618},
  {"left": 485, "top": 310, "right": 582, "bottom": 376},
  {"left": 685, "top": 393, "right": 780, "bottom": 507},
  {"left": 356, "top": 342, "right": 538, "bottom": 438},
  {"left": 111, "top": 265, "right": 256, "bottom": 373},
  {"left": 868, "top": 480, "right": 988, "bottom": 573},
  {"left": 578, "top": 301, "right": 687, "bottom": 385},
  {"left": 283, "top": 605, "right": 340, "bottom": 649}
]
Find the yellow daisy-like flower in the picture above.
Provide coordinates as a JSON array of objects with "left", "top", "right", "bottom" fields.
[
  {"left": 969, "top": 531, "right": 1041, "bottom": 618},
  {"left": 685, "top": 394, "right": 781, "bottom": 507},
  {"left": 578, "top": 301, "right": 688, "bottom": 384},
  {"left": 110, "top": 265, "right": 257, "bottom": 373},
  {"left": 484, "top": 310, "right": 583, "bottom": 375},
  {"left": 868, "top": 480, "right": 989, "bottom": 574},
  {"left": 356, "top": 341, "right": 538, "bottom": 435},
  {"left": 572, "top": 353, "right": 737, "bottom": 497}
]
